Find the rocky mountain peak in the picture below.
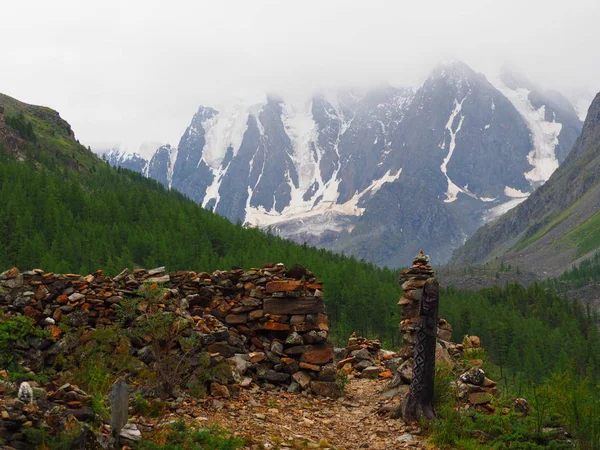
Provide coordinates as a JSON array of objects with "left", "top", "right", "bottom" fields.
[
  {"left": 194, "top": 105, "right": 218, "bottom": 122},
  {"left": 582, "top": 92, "right": 600, "bottom": 131},
  {"left": 430, "top": 60, "right": 483, "bottom": 88},
  {"left": 105, "top": 62, "right": 583, "bottom": 267}
]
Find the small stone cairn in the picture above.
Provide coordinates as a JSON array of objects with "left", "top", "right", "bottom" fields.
[
  {"left": 385, "top": 251, "right": 455, "bottom": 393},
  {"left": 335, "top": 333, "right": 397, "bottom": 379},
  {"left": 398, "top": 251, "right": 435, "bottom": 358}
]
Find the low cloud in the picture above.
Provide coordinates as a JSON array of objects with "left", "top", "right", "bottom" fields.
[{"left": 1, "top": 0, "right": 598, "bottom": 151}]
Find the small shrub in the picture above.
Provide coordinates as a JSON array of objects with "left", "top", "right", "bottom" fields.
[
  {"left": 70, "top": 326, "right": 137, "bottom": 393},
  {"left": 132, "top": 393, "right": 152, "bottom": 416},
  {"left": 120, "top": 284, "right": 207, "bottom": 397},
  {"left": 337, "top": 372, "right": 349, "bottom": 394},
  {"left": 548, "top": 371, "right": 600, "bottom": 450},
  {"left": 433, "top": 363, "right": 456, "bottom": 408},
  {"left": 463, "top": 346, "right": 488, "bottom": 363},
  {"left": 0, "top": 314, "right": 48, "bottom": 378},
  {"left": 134, "top": 421, "right": 245, "bottom": 450},
  {"left": 23, "top": 426, "right": 81, "bottom": 449},
  {"left": 65, "top": 325, "right": 140, "bottom": 420},
  {"left": 428, "top": 396, "right": 573, "bottom": 450}
]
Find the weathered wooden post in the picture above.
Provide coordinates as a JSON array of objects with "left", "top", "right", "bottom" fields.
[
  {"left": 110, "top": 378, "right": 129, "bottom": 449},
  {"left": 400, "top": 277, "right": 439, "bottom": 421}
]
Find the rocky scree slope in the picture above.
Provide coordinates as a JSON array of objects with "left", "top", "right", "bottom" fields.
[
  {"left": 452, "top": 92, "right": 600, "bottom": 277},
  {"left": 108, "top": 62, "right": 582, "bottom": 267}
]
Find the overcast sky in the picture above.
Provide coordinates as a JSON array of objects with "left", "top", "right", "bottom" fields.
[{"left": 2, "top": 0, "right": 599, "bottom": 155}]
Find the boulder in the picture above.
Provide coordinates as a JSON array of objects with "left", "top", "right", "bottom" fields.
[
  {"left": 263, "top": 296, "right": 325, "bottom": 315},
  {"left": 256, "top": 368, "right": 290, "bottom": 383},
  {"left": 300, "top": 346, "right": 334, "bottom": 365},
  {"left": 350, "top": 348, "right": 372, "bottom": 361},
  {"left": 292, "top": 371, "right": 312, "bottom": 389},
  {"left": 359, "top": 366, "right": 381, "bottom": 378},
  {"left": 285, "top": 332, "right": 304, "bottom": 346},
  {"left": 318, "top": 363, "right": 337, "bottom": 382},
  {"left": 310, "top": 381, "right": 341, "bottom": 398},
  {"left": 354, "top": 360, "right": 374, "bottom": 372},
  {"left": 120, "top": 423, "right": 142, "bottom": 442},
  {"left": 228, "top": 354, "right": 251, "bottom": 375},
  {"left": 384, "top": 357, "right": 403, "bottom": 373},
  {"left": 210, "top": 382, "right": 230, "bottom": 399}
]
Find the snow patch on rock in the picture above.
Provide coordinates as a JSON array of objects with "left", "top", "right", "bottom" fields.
[
  {"left": 441, "top": 98, "right": 467, "bottom": 203},
  {"left": 244, "top": 169, "right": 402, "bottom": 235},
  {"left": 482, "top": 197, "right": 528, "bottom": 223},
  {"left": 505, "top": 186, "right": 529, "bottom": 198},
  {"left": 281, "top": 101, "right": 320, "bottom": 201},
  {"left": 491, "top": 81, "right": 562, "bottom": 185},
  {"left": 167, "top": 145, "right": 178, "bottom": 189},
  {"left": 201, "top": 96, "right": 265, "bottom": 169}
]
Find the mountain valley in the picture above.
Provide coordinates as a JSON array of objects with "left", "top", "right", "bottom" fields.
[{"left": 1, "top": 73, "right": 600, "bottom": 450}]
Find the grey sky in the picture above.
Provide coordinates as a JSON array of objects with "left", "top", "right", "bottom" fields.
[{"left": 2, "top": 0, "right": 599, "bottom": 155}]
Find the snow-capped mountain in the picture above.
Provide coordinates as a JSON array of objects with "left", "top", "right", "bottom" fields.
[
  {"left": 106, "top": 61, "right": 582, "bottom": 267},
  {"left": 147, "top": 144, "right": 177, "bottom": 188},
  {"left": 104, "top": 146, "right": 149, "bottom": 174},
  {"left": 104, "top": 142, "right": 176, "bottom": 185}
]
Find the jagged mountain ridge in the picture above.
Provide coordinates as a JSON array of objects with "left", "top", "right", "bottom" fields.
[
  {"left": 107, "top": 62, "right": 582, "bottom": 267},
  {"left": 451, "top": 91, "right": 600, "bottom": 276}
]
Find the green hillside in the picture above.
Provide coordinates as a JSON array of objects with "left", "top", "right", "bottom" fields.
[
  {"left": 0, "top": 93, "right": 402, "bottom": 346},
  {"left": 0, "top": 93, "right": 100, "bottom": 170},
  {"left": 451, "top": 92, "right": 600, "bottom": 277}
]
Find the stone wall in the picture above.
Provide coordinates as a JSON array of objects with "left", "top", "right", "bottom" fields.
[{"left": 0, "top": 263, "right": 339, "bottom": 397}]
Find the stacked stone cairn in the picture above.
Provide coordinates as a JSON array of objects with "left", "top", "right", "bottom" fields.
[
  {"left": 380, "top": 251, "right": 501, "bottom": 415},
  {"left": 453, "top": 338, "right": 500, "bottom": 413},
  {"left": 385, "top": 251, "right": 455, "bottom": 393},
  {"left": 335, "top": 333, "right": 396, "bottom": 379},
  {"left": 1, "top": 379, "right": 100, "bottom": 449},
  {"left": 398, "top": 251, "right": 435, "bottom": 358}
]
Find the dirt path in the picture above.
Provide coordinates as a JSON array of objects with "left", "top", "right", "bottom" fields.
[{"left": 178, "top": 378, "right": 428, "bottom": 449}]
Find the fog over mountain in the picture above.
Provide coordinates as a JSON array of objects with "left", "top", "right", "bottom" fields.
[
  {"left": 1, "top": 0, "right": 599, "bottom": 153},
  {"left": 105, "top": 61, "right": 583, "bottom": 266}
]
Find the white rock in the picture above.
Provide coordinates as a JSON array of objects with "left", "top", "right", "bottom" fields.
[
  {"left": 18, "top": 382, "right": 34, "bottom": 404},
  {"left": 120, "top": 423, "right": 141, "bottom": 441},
  {"left": 68, "top": 293, "right": 85, "bottom": 302},
  {"left": 396, "top": 433, "right": 414, "bottom": 442}
]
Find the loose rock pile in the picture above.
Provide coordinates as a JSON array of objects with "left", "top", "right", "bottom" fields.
[
  {"left": 452, "top": 336, "right": 501, "bottom": 412},
  {"left": 0, "top": 378, "right": 103, "bottom": 449},
  {"left": 0, "top": 263, "right": 338, "bottom": 398},
  {"left": 456, "top": 367, "right": 498, "bottom": 411},
  {"left": 335, "top": 333, "right": 396, "bottom": 379}
]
